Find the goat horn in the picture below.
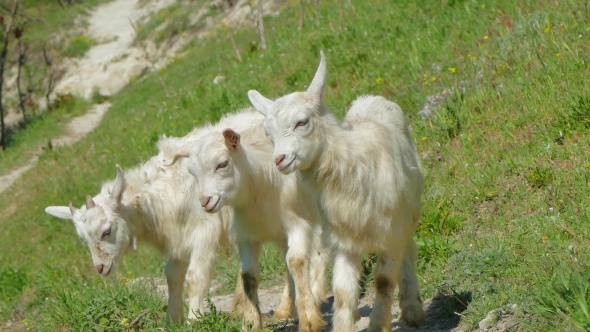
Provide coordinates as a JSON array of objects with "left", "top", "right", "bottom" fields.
[
  {"left": 69, "top": 202, "right": 77, "bottom": 215},
  {"left": 86, "top": 195, "right": 96, "bottom": 209}
]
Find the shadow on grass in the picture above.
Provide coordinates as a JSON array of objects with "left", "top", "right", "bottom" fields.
[{"left": 271, "top": 288, "right": 473, "bottom": 332}]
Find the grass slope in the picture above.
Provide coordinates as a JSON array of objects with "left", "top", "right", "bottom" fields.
[
  {"left": 0, "top": 0, "right": 589, "bottom": 330},
  {"left": 0, "top": 0, "right": 109, "bottom": 174}
]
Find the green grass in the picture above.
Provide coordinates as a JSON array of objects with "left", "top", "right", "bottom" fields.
[
  {"left": 134, "top": 0, "right": 208, "bottom": 46},
  {"left": 24, "top": 265, "right": 243, "bottom": 331},
  {"left": 1, "top": 0, "right": 590, "bottom": 330},
  {"left": 16, "top": 0, "right": 111, "bottom": 100},
  {"left": 62, "top": 35, "right": 96, "bottom": 57},
  {"left": 0, "top": 96, "right": 91, "bottom": 175},
  {"left": 0, "top": 0, "right": 109, "bottom": 172},
  {"left": 533, "top": 267, "right": 590, "bottom": 330}
]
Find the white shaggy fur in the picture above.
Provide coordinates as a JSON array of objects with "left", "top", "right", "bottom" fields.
[
  {"left": 171, "top": 116, "right": 328, "bottom": 331},
  {"left": 248, "top": 52, "right": 426, "bottom": 331},
  {"left": 44, "top": 110, "right": 294, "bottom": 326}
]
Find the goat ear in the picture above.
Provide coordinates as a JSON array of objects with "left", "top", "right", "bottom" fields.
[
  {"left": 163, "top": 143, "right": 191, "bottom": 167},
  {"left": 305, "top": 50, "right": 327, "bottom": 107},
  {"left": 248, "top": 90, "right": 272, "bottom": 116},
  {"left": 110, "top": 164, "right": 127, "bottom": 202},
  {"left": 45, "top": 206, "right": 74, "bottom": 220},
  {"left": 86, "top": 195, "right": 96, "bottom": 209},
  {"left": 222, "top": 129, "right": 240, "bottom": 151}
]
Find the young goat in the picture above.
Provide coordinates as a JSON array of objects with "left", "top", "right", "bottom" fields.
[
  {"left": 44, "top": 110, "right": 294, "bottom": 326},
  {"left": 170, "top": 117, "right": 327, "bottom": 331},
  {"left": 248, "top": 52, "right": 426, "bottom": 332}
]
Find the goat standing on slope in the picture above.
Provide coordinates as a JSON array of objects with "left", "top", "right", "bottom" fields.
[
  {"left": 170, "top": 116, "right": 327, "bottom": 331},
  {"left": 44, "top": 110, "right": 294, "bottom": 326},
  {"left": 248, "top": 52, "right": 426, "bottom": 332}
]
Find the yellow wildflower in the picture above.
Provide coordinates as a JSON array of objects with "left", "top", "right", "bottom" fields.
[
  {"left": 449, "top": 67, "right": 456, "bottom": 73},
  {"left": 423, "top": 73, "right": 428, "bottom": 78},
  {"left": 421, "top": 137, "right": 427, "bottom": 142},
  {"left": 544, "top": 26, "right": 551, "bottom": 33},
  {"left": 484, "top": 35, "right": 489, "bottom": 40},
  {"left": 431, "top": 76, "right": 436, "bottom": 82},
  {"left": 375, "top": 77, "right": 383, "bottom": 84},
  {"left": 120, "top": 318, "right": 130, "bottom": 327},
  {"left": 467, "top": 54, "right": 472, "bottom": 59},
  {"left": 556, "top": 53, "right": 561, "bottom": 58}
]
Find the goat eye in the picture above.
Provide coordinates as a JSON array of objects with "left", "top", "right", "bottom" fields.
[
  {"left": 295, "top": 119, "right": 309, "bottom": 128},
  {"left": 216, "top": 161, "right": 228, "bottom": 170},
  {"left": 102, "top": 228, "right": 111, "bottom": 239}
]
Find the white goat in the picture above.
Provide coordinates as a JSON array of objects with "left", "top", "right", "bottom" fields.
[
  {"left": 170, "top": 116, "right": 328, "bottom": 331},
  {"left": 44, "top": 110, "right": 294, "bottom": 326},
  {"left": 248, "top": 52, "right": 426, "bottom": 332}
]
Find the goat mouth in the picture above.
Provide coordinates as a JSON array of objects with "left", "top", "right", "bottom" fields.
[
  {"left": 278, "top": 157, "right": 295, "bottom": 173},
  {"left": 205, "top": 196, "right": 221, "bottom": 212},
  {"left": 101, "top": 263, "right": 113, "bottom": 277}
]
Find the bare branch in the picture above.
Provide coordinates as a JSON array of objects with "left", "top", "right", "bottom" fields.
[
  {"left": 314, "top": 0, "right": 319, "bottom": 22},
  {"left": 130, "top": 309, "right": 150, "bottom": 327},
  {"left": 339, "top": 0, "right": 343, "bottom": 33},
  {"left": 299, "top": 0, "right": 304, "bottom": 31},
  {"left": 0, "top": 3, "right": 43, "bottom": 23},
  {"left": 129, "top": 19, "right": 170, "bottom": 98},
  {"left": 43, "top": 44, "right": 55, "bottom": 110},
  {"left": 16, "top": 36, "right": 28, "bottom": 123},
  {"left": 227, "top": 26, "right": 242, "bottom": 62},
  {"left": 54, "top": 0, "right": 65, "bottom": 10},
  {"left": 0, "top": 0, "right": 19, "bottom": 150},
  {"left": 255, "top": 0, "right": 266, "bottom": 50}
]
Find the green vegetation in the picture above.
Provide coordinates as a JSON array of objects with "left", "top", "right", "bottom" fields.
[
  {"left": 1, "top": 0, "right": 589, "bottom": 330},
  {"left": 63, "top": 35, "right": 96, "bottom": 57},
  {"left": 134, "top": 0, "right": 208, "bottom": 46},
  {"left": 0, "top": 95, "right": 90, "bottom": 175},
  {"left": 534, "top": 268, "right": 590, "bottom": 330},
  {"left": 0, "top": 0, "right": 109, "bottom": 169}
]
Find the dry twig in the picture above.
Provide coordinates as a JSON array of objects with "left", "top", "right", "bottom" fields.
[
  {"left": 299, "top": 0, "right": 304, "bottom": 31},
  {"left": 42, "top": 44, "right": 55, "bottom": 110},
  {"left": 227, "top": 25, "right": 242, "bottom": 62},
  {"left": 254, "top": 0, "right": 266, "bottom": 50},
  {"left": 130, "top": 309, "right": 150, "bottom": 327},
  {"left": 15, "top": 28, "right": 27, "bottom": 122},
  {"left": 0, "top": 0, "right": 19, "bottom": 150},
  {"left": 129, "top": 19, "right": 170, "bottom": 98}
]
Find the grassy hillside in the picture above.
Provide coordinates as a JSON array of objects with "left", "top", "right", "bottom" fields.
[
  {"left": 1, "top": 0, "right": 589, "bottom": 330},
  {"left": 0, "top": 0, "right": 109, "bottom": 174}
]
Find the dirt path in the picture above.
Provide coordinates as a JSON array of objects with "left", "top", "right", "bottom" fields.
[
  {"left": 0, "top": 0, "right": 290, "bottom": 198},
  {"left": 212, "top": 287, "right": 466, "bottom": 331},
  {"left": 53, "top": 0, "right": 174, "bottom": 100},
  {"left": 0, "top": 103, "right": 111, "bottom": 196},
  {"left": 138, "top": 276, "right": 472, "bottom": 331}
]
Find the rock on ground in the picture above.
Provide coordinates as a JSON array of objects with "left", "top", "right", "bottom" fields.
[{"left": 137, "top": 277, "right": 473, "bottom": 332}]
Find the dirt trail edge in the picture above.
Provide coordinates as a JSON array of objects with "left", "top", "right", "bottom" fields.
[
  {"left": 0, "top": 103, "right": 111, "bottom": 195},
  {"left": 136, "top": 277, "right": 516, "bottom": 332}
]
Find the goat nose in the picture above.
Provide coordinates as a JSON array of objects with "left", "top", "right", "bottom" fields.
[
  {"left": 201, "top": 196, "right": 211, "bottom": 208},
  {"left": 95, "top": 264, "right": 104, "bottom": 274},
  {"left": 275, "top": 154, "right": 286, "bottom": 166}
]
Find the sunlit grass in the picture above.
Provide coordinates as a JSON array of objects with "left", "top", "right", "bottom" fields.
[{"left": 1, "top": 0, "right": 589, "bottom": 330}]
